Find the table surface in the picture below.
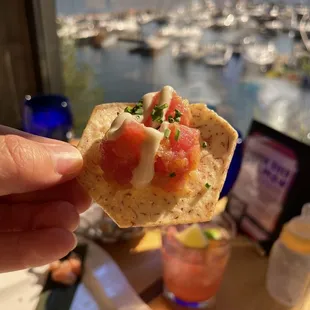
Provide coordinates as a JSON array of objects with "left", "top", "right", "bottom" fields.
[{"left": 102, "top": 235, "right": 310, "bottom": 310}]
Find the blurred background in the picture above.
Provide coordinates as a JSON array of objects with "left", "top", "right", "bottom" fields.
[{"left": 1, "top": 0, "right": 310, "bottom": 140}]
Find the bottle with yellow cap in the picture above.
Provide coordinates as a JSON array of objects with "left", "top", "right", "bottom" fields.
[{"left": 266, "top": 204, "right": 310, "bottom": 307}]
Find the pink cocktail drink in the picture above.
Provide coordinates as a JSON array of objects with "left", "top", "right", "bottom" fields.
[{"left": 161, "top": 215, "right": 234, "bottom": 307}]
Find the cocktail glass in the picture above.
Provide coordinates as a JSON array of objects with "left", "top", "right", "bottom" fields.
[{"left": 161, "top": 214, "right": 235, "bottom": 308}]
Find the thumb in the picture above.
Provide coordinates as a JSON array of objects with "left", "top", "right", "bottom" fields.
[{"left": 0, "top": 135, "right": 83, "bottom": 196}]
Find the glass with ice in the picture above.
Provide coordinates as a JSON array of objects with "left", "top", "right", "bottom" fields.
[{"left": 161, "top": 214, "right": 235, "bottom": 308}]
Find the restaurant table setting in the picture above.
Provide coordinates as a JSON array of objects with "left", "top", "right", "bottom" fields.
[
  {"left": 0, "top": 235, "right": 151, "bottom": 310},
  {"left": 10, "top": 2, "right": 310, "bottom": 309}
]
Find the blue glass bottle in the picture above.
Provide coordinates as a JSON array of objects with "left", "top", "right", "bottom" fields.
[
  {"left": 220, "top": 129, "right": 243, "bottom": 198},
  {"left": 23, "top": 94, "right": 73, "bottom": 141},
  {"left": 207, "top": 104, "right": 243, "bottom": 198}
]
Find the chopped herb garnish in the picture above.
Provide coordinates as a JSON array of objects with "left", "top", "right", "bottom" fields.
[
  {"left": 168, "top": 116, "right": 175, "bottom": 123},
  {"left": 151, "top": 103, "right": 168, "bottom": 123},
  {"left": 205, "top": 183, "right": 211, "bottom": 189},
  {"left": 124, "top": 106, "right": 133, "bottom": 113},
  {"left": 175, "top": 129, "right": 181, "bottom": 141},
  {"left": 134, "top": 107, "right": 143, "bottom": 115},
  {"left": 164, "top": 128, "right": 171, "bottom": 138},
  {"left": 125, "top": 101, "right": 143, "bottom": 115},
  {"left": 138, "top": 99, "right": 143, "bottom": 105},
  {"left": 175, "top": 109, "right": 182, "bottom": 118},
  {"left": 158, "top": 103, "right": 168, "bottom": 110},
  {"left": 202, "top": 141, "right": 207, "bottom": 148},
  {"left": 169, "top": 109, "right": 183, "bottom": 123},
  {"left": 169, "top": 172, "right": 176, "bottom": 177}
]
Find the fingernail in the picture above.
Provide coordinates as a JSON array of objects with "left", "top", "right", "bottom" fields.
[
  {"left": 71, "top": 233, "right": 78, "bottom": 250},
  {"left": 45, "top": 144, "right": 83, "bottom": 175}
]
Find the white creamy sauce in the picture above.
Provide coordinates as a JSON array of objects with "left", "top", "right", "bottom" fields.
[
  {"left": 105, "top": 85, "right": 175, "bottom": 188},
  {"left": 142, "top": 92, "right": 156, "bottom": 121},
  {"left": 141, "top": 85, "right": 174, "bottom": 127},
  {"left": 131, "top": 127, "right": 163, "bottom": 188},
  {"left": 158, "top": 85, "right": 174, "bottom": 122},
  {"left": 159, "top": 121, "right": 170, "bottom": 132},
  {"left": 105, "top": 112, "right": 137, "bottom": 140},
  {"left": 105, "top": 111, "right": 164, "bottom": 189}
]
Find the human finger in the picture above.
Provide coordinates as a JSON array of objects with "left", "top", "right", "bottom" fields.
[
  {"left": 2, "top": 179, "right": 91, "bottom": 214},
  {"left": 0, "top": 228, "right": 76, "bottom": 272},
  {"left": 0, "top": 201, "right": 79, "bottom": 232},
  {"left": 0, "top": 134, "right": 83, "bottom": 196},
  {"left": 0, "top": 125, "right": 70, "bottom": 145}
]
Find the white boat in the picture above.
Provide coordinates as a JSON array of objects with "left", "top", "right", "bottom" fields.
[
  {"left": 193, "top": 10, "right": 214, "bottom": 29},
  {"left": 243, "top": 43, "right": 278, "bottom": 66},
  {"left": 137, "top": 12, "right": 156, "bottom": 25},
  {"left": 270, "top": 6, "right": 280, "bottom": 18},
  {"left": 99, "top": 17, "right": 140, "bottom": 33},
  {"left": 146, "top": 35, "right": 169, "bottom": 50},
  {"left": 101, "top": 33, "right": 118, "bottom": 48},
  {"left": 191, "top": 11, "right": 212, "bottom": 22},
  {"left": 197, "top": 19, "right": 215, "bottom": 29},
  {"left": 204, "top": 43, "right": 233, "bottom": 66},
  {"left": 215, "top": 14, "right": 237, "bottom": 28},
  {"left": 265, "top": 20, "right": 284, "bottom": 31},
  {"left": 92, "top": 30, "right": 119, "bottom": 48},
  {"left": 73, "top": 29, "right": 99, "bottom": 45},
  {"left": 57, "top": 17, "right": 78, "bottom": 38},
  {"left": 57, "top": 25, "right": 78, "bottom": 38},
  {"left": 159, "top": 25, "right": 202, "bottom": 39},
  {"left": 248, "top": 5, "right": 268, "bottom": 18},
  {"left": 172, "top": 40, "right": 200, "bottom": 59}
]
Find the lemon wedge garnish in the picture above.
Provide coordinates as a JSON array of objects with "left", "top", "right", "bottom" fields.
[{"left": 176, "top": 224, "right": 209, "bottom": 248}]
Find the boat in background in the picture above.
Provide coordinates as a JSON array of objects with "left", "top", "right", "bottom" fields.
[
  {"left": 172, "top": 39, "right": 201, "bottom": 60},
  {"left": 159, "top": 24, "right": 202, "bottom": 39},
  {"left": 74, "top": 28, "right": 99, "bottom": 46},
  {"left": 204, "top": 43, "right": 233, "bottom": 66},
  {"left": 92, "top": 30, "right": 119, "bottom": 48},
  {"left": 129, "top": 35, "right": 169, "bottom": 56}
]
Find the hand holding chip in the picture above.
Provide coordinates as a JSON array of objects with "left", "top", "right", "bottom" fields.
[{"left": 0, "top": 125, "right": 91, "bottom": 272}]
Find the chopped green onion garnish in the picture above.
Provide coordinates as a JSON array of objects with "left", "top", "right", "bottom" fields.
[
  {"left": 175, "top": 109, "right": 182, "bottom": 118},
  {"left": 175, "top": 129, "right": 180, "bottom": 141},
  {"left": 169, "top": 172, "right": 176, "bottom": 177},
  {"left": 158, "top": 103, "right": 168, "bottom": 110},
  {"left": 205, "top": 183, "right": 211, "bottom": 189},
  {"left": 168, "top": 109, "right": 182, "bottom": 122},
  {"left": 168, "top": 116, "right": 175, "bottom": 123},
  {"left": 124, "top": 106, "right": 133, "bottom": 113},
  {"left": 134, "top": 107, "right": 143, "bottom": 115},
  {"left": 164, "top": 128, "right": 171, "bottom": 138},
  {"left": 125, "top": 101, "right": 143, "bottom": 115},
  {"left": 151, "top": 103, "right": 168, "bottom": 123},
  {"left": 202, "top": 141, "right": 207, "bottom": 148}
]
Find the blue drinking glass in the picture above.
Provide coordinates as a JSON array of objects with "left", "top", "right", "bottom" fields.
[{"left": 23, "top": 94, "right": 73, "bottom": 141}]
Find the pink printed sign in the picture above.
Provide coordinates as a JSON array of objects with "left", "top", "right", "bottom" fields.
[{"left": 231, "top": 133, "right": 298, "bottom": 240}]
